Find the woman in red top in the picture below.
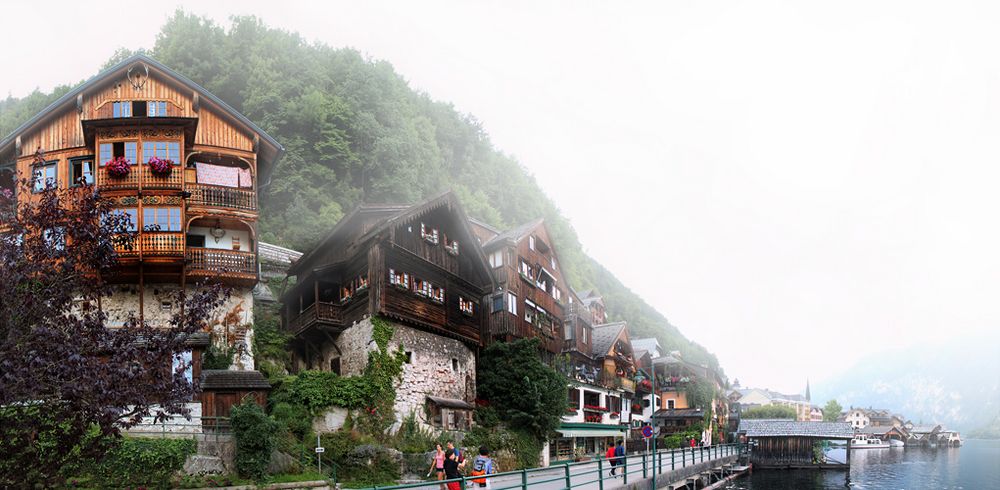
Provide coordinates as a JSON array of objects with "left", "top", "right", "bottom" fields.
[{"left": 606, "top": 444, "right": 618, "bottom": 477}]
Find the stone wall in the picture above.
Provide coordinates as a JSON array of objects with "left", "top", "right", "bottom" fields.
[
  {"left": 309, "top": 317, "right": 477, "bottom": 433},
  {"left": 102, "top": 284, "right": 255, "bottom": 370}
]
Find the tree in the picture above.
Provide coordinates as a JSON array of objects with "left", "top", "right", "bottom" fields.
[
  {"left": 477, "top": 338, "right": 567, "bottom": 439},
  {"left": 0, "top": 175, "right": 225, "bottom": 484},
  {"left": 742, "top": 405, "right": 797, "bottom": 419},
  {"left": 823, "top": 399, "right": 843, "bottom": 422}
]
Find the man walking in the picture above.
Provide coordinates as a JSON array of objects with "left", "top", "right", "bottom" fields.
[{"left": 614, "top": 440, "right": 625, "bottom": 477}]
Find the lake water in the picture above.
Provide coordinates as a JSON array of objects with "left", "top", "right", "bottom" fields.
[{"left": 725, "top": 439, "right": 1000, "bottom": 489}]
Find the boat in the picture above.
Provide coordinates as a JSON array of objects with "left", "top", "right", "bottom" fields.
[
  {"left": 850, "top": 434, "right": 890, "bottom": 449},
  {"left": 888, "top": 439, "right": 905, "bottom": 447}
]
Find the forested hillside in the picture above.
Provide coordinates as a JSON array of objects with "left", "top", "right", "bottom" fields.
[{"left": 0, "top": 12, "right": 720, "bottom": 372}]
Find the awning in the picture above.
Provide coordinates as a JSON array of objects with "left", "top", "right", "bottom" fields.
[{"left": 557, "top": 428, "right": 627, "bottom": 438}]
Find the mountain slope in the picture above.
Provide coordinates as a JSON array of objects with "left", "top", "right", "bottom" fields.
[{"left": 0, "top": 12, "right": 720, "bottom": 372}]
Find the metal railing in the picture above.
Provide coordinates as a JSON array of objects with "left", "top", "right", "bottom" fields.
[
  {"left": 363, "top": 444, "right": 746, "bottom": 490},
  {"left": 124, "top": 415, "right": 232, "bottom": 443}
]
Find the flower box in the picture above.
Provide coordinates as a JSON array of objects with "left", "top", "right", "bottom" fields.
[
  {"left": 147, "top": 156, "right": 174, "bottom": 176},
  {"left": 583, "top": 404, "right": 609, "bottom": 412},
  {"left": 106, "top": 157, "right": 131, "bottom": 178}
]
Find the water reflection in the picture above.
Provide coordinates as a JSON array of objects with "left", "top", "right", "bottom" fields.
[{"left": 726, "top": 439, "right": 1000, "bottom": 490}]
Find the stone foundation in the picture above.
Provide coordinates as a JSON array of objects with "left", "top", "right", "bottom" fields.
[
  {"left": 309, "top": 317, "right": 476, "bottom": 432},
  {"left": 102, "top": 285, "right": 255, "bottom": 369}
]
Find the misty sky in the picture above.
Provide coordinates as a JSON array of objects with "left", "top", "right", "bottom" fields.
[{"left": 3, "top": 1, "right": 999, "bottom": 395}]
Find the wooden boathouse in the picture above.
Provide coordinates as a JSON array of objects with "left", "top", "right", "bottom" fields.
[{"left": 738, "top": 419, "right": 855, "bottom": 469}]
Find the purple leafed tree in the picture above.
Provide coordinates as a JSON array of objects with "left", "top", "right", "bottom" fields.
[{"left": 0, "top": 170, "right": 226, "bottom": 484}]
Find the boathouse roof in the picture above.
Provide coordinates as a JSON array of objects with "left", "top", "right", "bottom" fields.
[{"left": 738, "top": 419, "right": 854, "bottom": 439}]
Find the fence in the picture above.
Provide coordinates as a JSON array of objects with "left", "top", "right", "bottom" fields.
[
  {"left": 365, "top": 443, "right": 745, "bottom": 490},
  {"left": 124, "top": 415, "right": 232, "bottom": 443}
]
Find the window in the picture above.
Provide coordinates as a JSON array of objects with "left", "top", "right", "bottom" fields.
[
  {"left": 554, "top": 288, "right": 562, "bottom": 302},
  {"left": 459, "top": 296, "right": 475, "bottom": 315},
  {"left": 643, "top": 399, "right": 651, "bottom": 408},
  {"left": 142, "top": 207, "right": 182, "bottom": 232},
  {"left": 330, "top": 357, "right": 341, "bottom": 375},
  {"left": 389, "top": 269, "right": 410, "bottom": 288},
  {"left": 444, "top": 237, "right": 459, "bottom": 255},
  {"left": 506, "top": 292, "right": 517, "bottom": 315},
  {"left": 582, "top": 327, "right": 589, "bottom": 345},
  {"left": 420, "top": 222, "right": 439, "bottom": 244},
  {"left": 173, "top": 350, "right": 193, "bottom": 384},
  {"left": 414, "top": 278, "right": 444, "bottom": 303},
  {"left": 70, "top": 158, "right": 94, "bottom": 186},
  {"left": 491, "top": 294, "right": 503, "bottom": 313},
  {"left": 404, "top": 351, "right": 413, "bottom": 364},
  {"left": 106, "top": 208, "right": 138, "bottom": 232},
  {"left": 148, "top": 101, "right": 168, "bottom": 117},
  {"left": 529, "top": 235, "right": 535, "bottom": 250},
  {"left": 667, "top": 399, "right": 675, "bottom": 410},
  {"left": 552, "top": 257, "right": 558, "bottom": 270},
  {"left": 108, "top": 141, "right": 138, "bottom": 164},
  {"left": 99, "top": 144, "right": 113, "bottom": 164},
  {"left": 142, "top": 141, "right": 181, "bottom": 163},
  {"left": 160, "top": 301, "right": 172, "bottom": 311},
  {"left": 32, "top": 162, "right": 57, "bottom": 192},
  {"left": 519, "top": 260, "right": 532, "bottom": 278},
  {"left": 231, "top": 236, "right": 241, "bottom": 251},
  {"left": 489, "top": 250, "right": 504, "bottom": 268},
  {"left": 112, "top": 101, "right": 132, "bottom": 118},
  {"left": 451, "top": 358, "right": 459, "bottom": 371},
  {"left": 564, "top": 324, "right": 574, "bottom": 340},
  {"left": 43, "top": 227, "right": 65, "bottom": 251},
  {"left": 524, "top": 299, "right": 536, "bottom": 324}
]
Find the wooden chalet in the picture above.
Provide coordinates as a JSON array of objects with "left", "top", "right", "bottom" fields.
[
  {"left": 738, "top": 419, "right": 854, "bottom": 470},
  {"left": 283, "top": 192, "right": 495, "bottom": 370},
  {"left": 575, "top": 288, "right": 608, "bottom": 325},
  {"left": 468, "top": 218, "right": 569, "bottom": 355},
  {"left": 0, "top": 54, "right": 285, "bottom": 419},
  {"left": 590, "top": 322, "right": 637, "bottom": 393}
]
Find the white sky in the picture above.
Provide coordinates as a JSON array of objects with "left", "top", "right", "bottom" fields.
[{"left": 3, "top": 1, "right": 999, "bottom": 394}]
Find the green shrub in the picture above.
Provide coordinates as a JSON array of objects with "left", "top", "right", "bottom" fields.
[
  {"left": 272, "top": 402, "right": 314, "bottom": 441},
  {"left": 340, "top": 444, "right": 400, "bottom": 487},
  {"left": 320, "top": 429, "right": 375, "bottom": 463},
  {"left": 231, "top": 401, "right": 280, "bottom": 481},
  {"left": 90, "top": 437, "right": 196, "bottom": 487},
  {"left": 202, "top": 344, "right": 235, "bottom": 370},
  {"left": 741, "top": 405, "right": 797, "bottom": 420},
  {"left": 463, "top": 426, "right": 541, "bottom": 470},
  {"left": 392, "top": 412, "right": 442, "bottom": 453}
]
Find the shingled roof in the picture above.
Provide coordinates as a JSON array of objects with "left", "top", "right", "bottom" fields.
[
  {"left": 738, "top": 419, "right": 854, "bottom": 439},
  {"left": 482, "top": 218, "right": 544, "bottom": 249},
  {"left": 200, "top": 370, "right": 271, "bottom": 390},
  {"left": 591, "top": 322, "right": 627, "bottom": 357}
]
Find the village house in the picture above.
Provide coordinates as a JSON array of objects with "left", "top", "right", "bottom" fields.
[
  {"left": 281, "top": 192, "right": 495, "bottom": 433},
  {"left": 729, "top": 386, "right": 813, "bottom": 421},
  {"left": 0, "top": 54, "right": 283, "bottom": 424},
  {"left": 650, "top": 351, "right": 728, "bottom": 443},
  {"left": 467, "top": 218, "right": 567, "bottom": 356}
]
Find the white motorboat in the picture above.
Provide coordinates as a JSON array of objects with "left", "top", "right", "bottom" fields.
[
  {"left": 850, "top": 434, "right": 890, "bottom": 449},
  {"left": 888, "top": 439, "right": 905, "bottom": 447}
]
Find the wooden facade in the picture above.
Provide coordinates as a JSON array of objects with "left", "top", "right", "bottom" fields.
[
  {"left": 283, "top": 193, "right": 495, "bottom": 363},
  {"left": 0, "top": 54, "right": 282, "bottom": 288},
  {"left": 470, "top": 218, "right": 569, "bottom": 355}
]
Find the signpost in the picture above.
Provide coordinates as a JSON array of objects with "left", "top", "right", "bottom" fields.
[{"left": 316, "top": 434, "right": 325, "bottom": 473}]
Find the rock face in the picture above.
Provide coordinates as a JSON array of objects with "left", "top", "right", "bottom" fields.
[
  {"left": 183, "top": 454, "right": 226, "bottom": 475},
  {"left": 314, "top": 317, "right": 476, "bottom": 433},
  {"left": 268, "top": 449, "right": 303, "bottom": 474},
  {"left": 313, "top": 407, "right": 351, "bottom": 433}
]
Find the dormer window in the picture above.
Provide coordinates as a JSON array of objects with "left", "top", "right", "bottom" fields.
[{"left": 420, "top": 223, "right": 439, "bottom": 245}]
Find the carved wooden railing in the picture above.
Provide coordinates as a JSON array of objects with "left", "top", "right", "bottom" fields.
[
  {"left": 114, "top": 232, "right": 184, "bottom": 256},
  {"left": 96, "top": 166, "right": 141, "bottom": 191},
  {"left": 186, "top": 248, "right": 257, "bottom": 279},
  {"left": 139, "top": 165, "right": 184, "bottom": 189},
  {"left": 187, "top": 184, "right": 257, "bottom": 212},
  {"left": 286, "top": 302, "right": 343, "bottom": 334}
]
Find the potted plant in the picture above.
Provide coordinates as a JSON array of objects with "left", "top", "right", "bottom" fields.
[
  {"left": 147, "top": 156, "right": 174, "bottom": 176},
  {"left": 105, "top": 156, "right": 131, "bottom": 178}
]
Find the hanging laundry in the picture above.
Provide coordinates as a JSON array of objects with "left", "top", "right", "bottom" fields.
[
  {"left": 195, "top": 162, "right": 239, "bottom": 187},
  {"left": 238, "top": 167, "right": 253, "bottom": 188}
]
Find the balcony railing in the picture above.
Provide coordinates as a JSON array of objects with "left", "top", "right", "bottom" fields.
[
  {"left": 97, "top": 166, "right": 141, "bottom": 190},
  {"left": 187, "top": 184, "right": 257, "bottom": 212},
  {"left": 286, "top": 301, "right": 343, "bottom": 335},
  {"left": 186, "top": 248, "right": 256, "bottom": 280},
  {"left": 598, "top": 371, "right": 637, "bottom": 392},
  {"left": 139, "top": 165, "right": 184, "bottom": 189},
  {"left": 115, "top": 232, "right": 185, "bottom": 257}
]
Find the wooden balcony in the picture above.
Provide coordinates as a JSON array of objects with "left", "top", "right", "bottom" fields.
[
  {"left": 97, "top": 166, "right": 140, "bottom": 191},
  {"left": 186, "top": 248, "right": 257, "bottom": 283},
  {"left": 187, "top": 184, "right": 256, "bottom": 212},
  {"left": 115, "top": 232, "right": 185, "bottom": 257},
  {"left": 286, "top": 302, "right": 344, "bottom": 336},
  {"left": 139, "top": 165, "right": 184, "bottom": 190}
]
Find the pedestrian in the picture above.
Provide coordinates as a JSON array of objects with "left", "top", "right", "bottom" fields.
[
  {"left": 443, "top": 449, "right": 462, "bottom": 490},
  {"left": 427, "top": 443, "right": 446, "bottom": 489},
  {"left": 447, "top": 440, "right": 466, "bottom": 469},
  {"left": 471, "top": 445, "right": 495, "bottom": 488},
  {"left": 614, "top": 440, "right": 625, "bottom": 476},
  {"left": 605, "top": 443, "right": 617, "bottom": 477},
  {"left": 689, "top": 437, "right": 696, "bottom": 448}
]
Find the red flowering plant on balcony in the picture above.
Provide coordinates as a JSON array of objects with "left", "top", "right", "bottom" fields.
[
  {"left": 147, "top": 156, "right": 174, "bottom": 176},
  {"left": 584, "top": 413, "right": 603, "bottom": 423},
  {"left": 105, "top": 156, "right": 131, "bottom": 178},
  {"left": 583, "top": 404, "right": 609, "bottom": 412}
]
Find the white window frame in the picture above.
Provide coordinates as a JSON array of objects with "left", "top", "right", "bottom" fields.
[
  {"left": 506, "top": 292, "right": 517, "bottom": 315},
  {"left": 529, "top": 235, "right": 535, "bottom": 250}
]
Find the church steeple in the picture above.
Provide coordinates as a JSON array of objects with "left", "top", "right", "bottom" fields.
[{"left": 805, "top": 379, "right": 811, "bottom": 402}]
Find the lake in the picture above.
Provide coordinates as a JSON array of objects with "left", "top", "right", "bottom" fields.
[{"left": 725, "top": 439, "right": 1000, "bottom": 489}]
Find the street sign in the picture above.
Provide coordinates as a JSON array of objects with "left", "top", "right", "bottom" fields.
[
  {"left": 315, "top": 447, "right": 326, "bottom": 453},
  {"left": 642, "top": 425, "right": 654, "bottom": 438}
]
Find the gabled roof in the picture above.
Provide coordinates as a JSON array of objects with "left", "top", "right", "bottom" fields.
[
  {"left": 738, "top": 419, "right": 854, "bottom": 439},
  {"left": 0, "top": 54, "right": 284, "bottom": 180},
  {"left": 591, "top": 321, "right": 628, "bottom": 357},
  {"left": 631, "top": 338, "right": 662, "bottom": 355},
  {"left": 482, "top": 218, "right": 544, "bottom": 249}
]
